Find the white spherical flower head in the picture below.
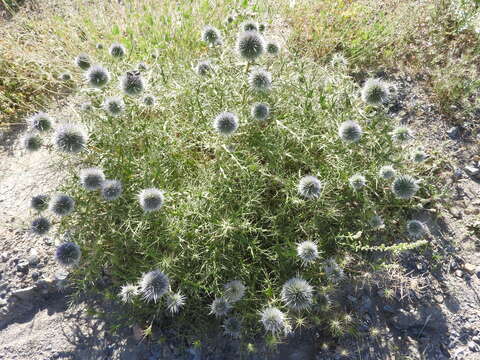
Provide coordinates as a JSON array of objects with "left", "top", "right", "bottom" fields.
[
  {"left": 392, "top": 174, "right": 419, "bottom": 199},
  {"left": 296, "top": 241, "right": 319, "bottom": 265},
  {"left": 413, "top": 150, "right": 428, "bottom": 163},
  {"left": 195, "top": 60, "right": 212, "bottom": 76},
  {"left": 142, "top": 94, "right": 156, "bottom": 107},
  {"left": 251, "top": 103, "right": 270, "bottom": 121},
  {"left": 213, "top": 112, "right": 239, "bottom": 136},
  {"left": 54, "top": 123, "right": 88, "bottom": 153},
  {"left": 23, "top": 133, "right": 43, "bottom": 152},
  {"left": 361, "top": 78, "right": 389, "bottom": 105},
  {"left": 331, "top": 53, "right": 348, "bottom": 67},
  {"left": 119, "top": 284, "right": 138, "bottom": 304},
  {"left": 201, "top": 25, "right": 222, "bottom": 45},
  {"left": 260, "top": 307, "right": 288, "bottom": 335},
  {"left": 101, "top": 179, "right": 123, "bottom": 201},
  {"left": 280, "top": 277, "right": 314, "bottom": 311},
  {"left": 210, "top": 297, "right": 231, "bottom": 317},
  {"left": 166, "top": 291, "right": 186, "bottom": 314},
  {"left": 338, "top": 120, "right": 362, "bottom": 143},
  {"left": 406, "top": 220, "right": 427, "bottom": 239},
  {"left": 60, "top": 72, "right": 72, "bottom": 81},
  {"left": 379, "top": 165, "right": 396, "bottom": 180},
  {"left": 298, "top": 175, "right": 322, "bottom": 199},
  {"left": 236, "top": 31, "right": 265, "bottom": 62},
  {"left": 79, "top": 168, "right": 105, "bottom": 191},
  {"left": 266, "top": 40, "right": 280, "bottom": 55},
  {"left": 75, "top": 53, "right": 91, "bottom": 70},
  {"left": 31, "top": 194, "right": 49, "bottom": 212},
  {"left": 349, "top": 174, "right": 366, "bottom": 191},
  {"left": 391, "top": 126, "right": 413, "bottom": 143},
  {"left": 31, "top": 216, "right": 51, "bottom": 235},
  {"left": 50, "top": 194, "right": 75, "bottom": 216},
  {"left": 55, "top": 242, "right": 81, "bottom": 267},
  {"left": 103, "top": 97, "right": 125, "bottom": 117},
  {"left": 248, "top": 68, "right": 272, "bottom": 91},
  {"left": 138, "top": 188, "right": 164, "bottom": 212},
  {"left": 109, "top": 43, "right": 126, "bottom": 58},
  {"left": 241, "top": 20, "right": 259, "bottom": 32},
  {"left": 224, "top": 280, "right": 246, "bottom": 303},
  {"left": 27, "top": 112, "right": 52, "bottom": 132},
  {"left": 223, "top": 317, "right": 242, "bottom": 338},
  {"left": 140, "top": 269, "right": 170, "bottom": 303},
  {"left": 120, "top": 70, "right": 145, "bottom": 96},
  {"left": 85, "top": 65, "right": 110, "bottom": 88}
]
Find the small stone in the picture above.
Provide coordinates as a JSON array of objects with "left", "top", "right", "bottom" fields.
[
  {"left": 31, "top": 271, "right": 40, "bottom": 280},
  {"left": 16, "top": 259, "right": 29, "bottom": 273},
  {"left": 0, "top": 298, "right": 7, "bottom": 307},
  {"left": 449, "top": 207, "right": 462, "bottom": 219},
  {"left": 476, "top": 266, "right": 480, "bottom": 279},
  {"left": 447, "top": 126, "right": 460, "bottom": 139},
  {"left": 28, "top": 249, "right": 39, "bottom": 266},
  {"left": 463, "top": 263, "right": 476, "bottom": 275},
  {"left": 0, "top": 253, "right": 7, "bottom": 262},
  {"left": 454, "top": 168, "right": 463, "bottom": 178},
  {"left": 469, "top": 341, "right": 480, "bottom": 352},
  {"left": 455, "top": 269, "right": 463, "bottom": 278},
  {"left": 11, "top": 286, "right": 36, "bottom": 301},
  {"left": 465, "top": 166, "right": 480, "bottom": 177},
  {"left": 434, "top": 294, "right": 444, "bottom": 303}
]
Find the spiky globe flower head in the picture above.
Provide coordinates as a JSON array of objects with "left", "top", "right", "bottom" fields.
[
  {"left": 142, "top": 94, "right": 156, "bottom": 107},
  {"left": 331, "top": 53, "right": 348, "bottom": 67},
  {"left": 296, "top": 241, "right": 319, "bottom": 265},
  {"left": 31, "top": 216, "right": 51, "bottom": 235},
  {"left": 50, "top": 194, "right": 75, "bottom": 216},
  {"left": 298, "top": 175, "right": 322, "bottom": 199},
  {"left": 224, "top": 280, "right": 246, "bottom": 303},
  {"left": 53, "top": 123, "right": 88, "bottom": 153},
  {"left": 79, "top": 168, "right": 105, "bottom": 190},
  {"left": 137, "top": 62, "right": 147, "bottom": 72},
  {"left": 103, "top": 96, "right": 125, "bottom": 116},
  {"left": 241, "top": 20, "right": 259, "bottom": 32},
  {"left": 85, "top": 65, "right": 110, "bottom": 88},
  {"left": 361, "top": 78, "right": 389, "bottom": 105},
  {"left": 74, "top": 53, "right": 91, "bottom": 70},
  {"left": 201, "top": 25, "right": 222, "bottom": 45},
  {"left": 23, "top": 133, "right": 42, "bottom": 152},
  {"left": 259, "top": 23, "right": 266, "bottom": 32},
  {"left": 349, "top": 174, "right": 366, "bottom": 191},
  {"left": 391, "top": 126, "right": 413, "bottom": 143},
  {"left": 412, "top": 149, "right": 428, "bottom": 163},
  {"left": 140, "top": 269, "right": 170, "bottom": 303},
  {"left": 109, "top": 43, "right": 126, "bottom": 58},
  {"left": 195, "top": 60, "right": 213, "bottom": 76},
  {"left": 55, "top": 241, "right": 81, "bottom": 267},
  {"left": 138, "top": 188, "right": 164, "bottom": 212},
  {"left": 226, "top": 14, "right": 235, "bottom": 24},
  {"left": 379, "top": 165, "right": 396, "bottom": 180},
  {"left": 406, "top": 220, "right": 427, "bottom": 239},
  {"left": 213, "top": 112, "right": 239, "bottom": 136},
  {"left": 210, "top": 297, "right": 232, "bottom": 317},
  {"left": 251, "top": 103, "right": 270, "bottom": 121},
  {"left": 120, "top": 70, "right": 145, "bottom": 96},
  {"left": 338, "top": 120, "right": 362, "bottom": 143},
  {"left": 266, "top": 40, "right": 280, "bottom": 55},
  {"left": 392, "top": 174, "right": 419, "bottom": 199},
  {"left": 119, "top": 284, "right": 138, "bottom": 304},
  {"left": 369, "top": 215, "right": 384, "bottom": 230},
  {"left": 31, "top": 194, "right": 49, "bottom": 211},
  {"left": 260, "top": 307, "right": 288, "bottom": 335},
  {"left": 101, "top": 179, "right": 122, "bottom": 201},
  {"left": 59, "top": 72, "right": 72, "bottom": 81},
  {"left": 223, "top": 317, "right": 242, "bottom": 338},
  {"left": 324, "top": 258, "right": 345, "bottom": 282},
  {"left": 248, "top": 68, "right": 272, "bottom": 91},
  {"left": 236, "top": 31, "right": 265, "bottom": 61},
  {"left": 166, "top": 291, "right": 186, "bottom": 314},
  {"left": 96, "top": 43, "right": 103, "bottom": 50},
  {"left": 27, "top": 112, "right": 52, "bottom": 132},
  {"left": 80, "top": 102, "right": 93, "bottom": 112},
  {"left": 280, "top": 277, "right": 314, "bottom": 311}
]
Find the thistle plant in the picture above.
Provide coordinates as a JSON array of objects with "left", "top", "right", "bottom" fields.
[
  {"left": 338, "top": 120, "right": 362, "bottom": 143},
  {"left": 60, "top": 72, "right": 72, "bottom": 81},
  {"left": 412, "top": 149, "right": 428, "bottom": 163},
  {"left": 258, "top": 23, "right": 266, "bottom": 32},
  {"left": 392, "top": 174, "right": 419, "bottom": 199},
  {"left": 101, "top": 180, "right": 123, "bottom": 201},
  {"left": 138, "top": 188, "right": 164, "bottom": 212},
  {"left": 195, "top": 60, "right": 212, "bottom": 76},
  {"left": 53, "top": 123, "right": 88, "bottom": 153},
  {"left": 109, "top": 43, "right": 126, "bottom": 58},
  {"left": 241, "top": 20, "right": 259, "bottom": 32},
  {"left": 165, "top": 292, "right": 186, "bottom": 314},
  {"left": 85, "top": 65, "right": 110, "bottom": 88},
  {"left": 31, "top": 194, "right": 49, "bottom": 211},
  {"left": 251, "top": 103, "right": 270, "bottom": 121},
  {"left": 31, "top": 216, "right": 51, "bottom": 235},
  {"left": 361, "top": 78, "right": 389, "bottom": 105},
  {"left": 296, "top": 241, "right": 319, "bottom": 265},
  {"left": 142, "top": 94, "right": 156, "bottom": 107},
  {"left": 224, "top": 280, "right": 246, "bottom": 303},
  {"left": 201, "top": 25, "right": 222, "bottom": 46},
  {"left": 213, "top": 112, "right": 239, "bottom": 136},
  {"left": 236, "top": 31, "right": 265, "bottom": 62},
  {"left": 27, "top": 112, "right": 52, "bottom": 132},
  {"left": 378, "top": 165, "right": 396, "bottom": 180},
  {"left": 55, "top": 241, "right": 81, "bottom": 267},
  {"left": 210, "top": 297, "right": 232, "bottom": 317},
  {"left": 223, "top": 317, "right": 242, "bottom": 338},
  {"left": 23, "top": 133, "right": 42, "bottom": 152},
  {"left": 120, "top": 70, "right": 145, "bottom": 96},
  {"left": 349, "top": 174, "right": 366, "bottom": 191},
  {"left": 119, "top": 284, "right": 138, "bottom": 304},
  {"left": 391, "top": 126, "right": 413, "bottom": 143},
  {"left": 260, "top": 307, "right": 289, "bottom": 335},
  {"left": 248, "top": 68, "right": 272, "bottom": 91},
  {"left": 406, "top": 220, "right": 427, "bottom": 239},
  {"left": 324, "top": 258, "right": 345, "bottom": 282},
  {"left": 79, "top": 168, "right": 105, "bottom": 191},
  {"left": 50, "top": 194, "right": 75, "bottom": 216},
  {"left": 266, "top": 40, "right": 280, "bottom": 55},
  {"left": 103, "top": 97, "right": 125, "bottom": 116},
  {"left": 330, "top": 53, "right": 348, "bottom": 68},
  {"left": 280, "top": 277, "right": 314, "bottom": 311},
  {"left": 298, "top": 175, "right": 322, "bottom": 199},
  {"left": 369, "top": 215, "right": 384, "bottom": 230},
  {"left": 75, "top": 53, "right": 91, "bottom": 70},
  {"left": 139, "top": 270, "right": 170, "bottom": 303}
]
